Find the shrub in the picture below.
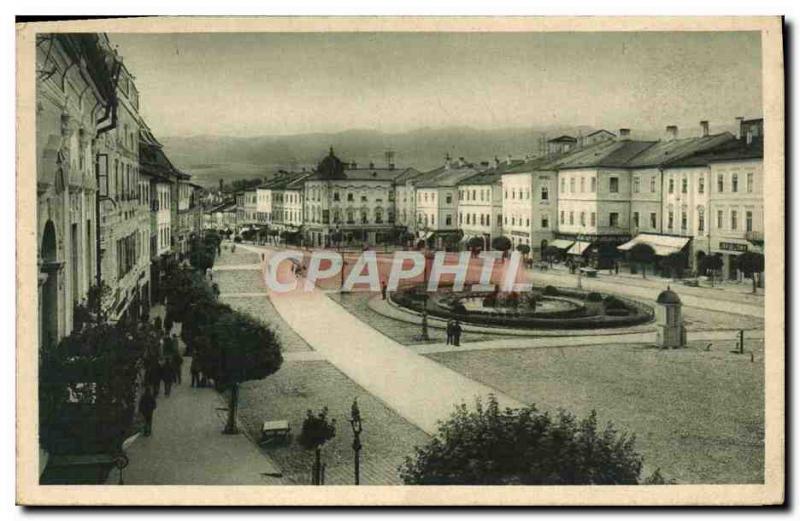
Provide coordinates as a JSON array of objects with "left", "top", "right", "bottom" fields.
[
  {"left": 586, "top": 292, "right": 603, "bottom": 302},
  {"left": 234, "top": 236, "right": 243, "bottom": 243},
  {"left": 451, "top": 302, "right": 467, "bottom": 315},
  {"left": 400, "top": 396, "right": 644, "bottom": 485},
  {"left": 543, "top": 285, "right": 559, "bottom": 296}
]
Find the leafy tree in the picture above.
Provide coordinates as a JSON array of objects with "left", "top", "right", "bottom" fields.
[
  {"left": 628, "top": 243, "right": 656, "bottom": 279},
  {"left": 467, "top": 236, "right": 484, "bottom": 251},
  {"left": 698, "top": 254, "right": 723, "bottom": 287},
  {"left": 491, "top": 236, "right": 512, "bottom": 258},
  {"left": 299, "top": 407, "right": 337, "bottom": 485},
  {"left": 399, "top": 396, "right": 644, "bottom": 485},
  {"left": 208, "top": 310, "right": 283, "bottom": 434},
  {"left": 735, "top": 251, "right": 765, "bottom": 293},
  {"left": 662, "top": 252, "right": 687, "bottom": 279},
  {"left": 516, "top": 243, "right": 531, "bottom": 258},
  {"left": 543, "top": 245, "right": 562, "bottom": 267}
]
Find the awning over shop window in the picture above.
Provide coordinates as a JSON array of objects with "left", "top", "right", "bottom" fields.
[
  {"left": 460, "top": 234, "right": 477, "bottom": 243},
  {"left": 567, "top": 241, "right": 592, "bottom": 256},
  {"left": 548, "top": 239, "right": 575, "bottom": 250},
  {"left": 617, "top": 234, "right": 690, "bottom": 257},
  {"left": 417, "top": 231, "right": 434, "bottom": 241}
]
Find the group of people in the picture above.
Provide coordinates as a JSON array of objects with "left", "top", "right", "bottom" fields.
[
  {"left": 445, "top": 319, "right": 463, "bottom": 346},
  {"left": 139, "top": 331, "right": 184, "bottom": 436}
]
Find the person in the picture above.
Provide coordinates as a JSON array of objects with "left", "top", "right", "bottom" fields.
[
  {"left": 380, "top": 281, "right": 387, "bottom": 300},
  {"left": 171, "top": 341, "right": 183, "bottom": 385},
  {"left": 139, "top": 388, "right": 156, "bottom": 436},
  {"left": 147, "top": 359, "right": 162, "bottom": 397},
  {"left": 445, "top": 320, "right": 454, "bottom": 345},
  {"left": 190, "top": 356, "right": 201, "bottom": 388},
  {"left": 161, "top": 360, "right": 175, "bottom": 397},
  {"left": 615, "top": 262, "right": 619, "bottom": 275},
  {"left": 452, "top": 320, "right": 463, "bottom": 347}
]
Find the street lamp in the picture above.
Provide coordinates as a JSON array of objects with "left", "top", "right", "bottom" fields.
[
  {"left": 349, "top": 398, "right": 363, "bottom": 485},
  {"left": 421, "top": 249, "right": 433, "bottom": 340}
]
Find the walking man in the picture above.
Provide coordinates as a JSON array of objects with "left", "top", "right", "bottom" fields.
[
  {"left": 190, "top": 356, "right": 201, "bottom": 388},
  {"left": 445, "top": 320, "right": 453, "bottom": 345},
  {"left": 147, "top": 360, "right": 162, "bottom": 397},
  {"left": 381, "top": 280, "right": 387, "bottom": 300},
  {"left": 161, "top": 360, "right": 175, "bottom": 397},
  {"left": 139, "top": 388, "right": 156, "bottom": 436},
  {"left": 453, "top": 320, "right": 463, "bottom": 347}
]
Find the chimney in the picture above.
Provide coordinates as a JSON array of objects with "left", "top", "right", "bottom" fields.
[
  {"left": 700, "top": 120, "right": 709, "bottom": 137},
  {"left": 665, "top": 125, "right": 678, "bottom": 141},
  {"left": 444, "top": 153, "right": 452, "bottom": 170},
  {"left": 735, "top": 116, "right": 744, "bottom": 139},
  {"left": 619, "top": 128, "right": 631, "bottom": 140}
]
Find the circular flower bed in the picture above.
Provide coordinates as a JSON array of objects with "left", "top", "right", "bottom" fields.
[{"left": 390, "top": 284, "right": 654, "bottom": 330}]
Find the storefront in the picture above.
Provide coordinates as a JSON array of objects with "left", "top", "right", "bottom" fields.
[{"left": 709, "top": 237, "right": 762, "bottom": 281}]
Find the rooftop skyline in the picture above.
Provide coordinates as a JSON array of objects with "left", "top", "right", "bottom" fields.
[{"left": 111, "top": 31, "right": 763, "bottom": 138}]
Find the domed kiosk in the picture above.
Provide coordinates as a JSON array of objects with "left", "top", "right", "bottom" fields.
[{"left": 655, "top": 286, "right": 686, "bottom": 348}]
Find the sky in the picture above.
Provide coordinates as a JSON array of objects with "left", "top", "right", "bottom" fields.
[{"left": 111, "top": 31, "right": 762, "bottom": 138}]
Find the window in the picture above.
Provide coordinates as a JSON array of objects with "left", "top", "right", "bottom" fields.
[
  {"left": 560, "top": 211, "right": 564, "bottom": 225},
  {"left": 609, "top": 177, "right": 619, "bottom": 193},
  {"left": 580, "top": 177, "right": 585, "bottom": 193},
  {"left": 590, "top": 212, "right": 596, "bottom": 226},
  {"left": 681, "top": 211, "right": 687, "bottom": 230},
  {"left": 471, "top": 190, "right": 476, "bottom": 200},
  {"left": 609, "top": 212, "right": 619, "bottom": 227},
  {"left": 569, "top": 211, "right": 574, "bottom": 225},
  {"left": 747, "top": 173, "right": 754, "bottom": 193},
  {"left": 570, "top": 178, "right": 576, "bottom": 193},
  {"left": 746, "top": 211, "right": 753, "bottom": 232},
  {"left": 541, "top": 186, "right": 549, "bottom": 200},
  {"left": 333, "top": 192, "right": 340, "bottom": 201},
  {"left": 496, "top": 214, "right": 501, "bottom": 225},
  {"left": 541, "top": 215, "right": 549, "bottom": 228},
  {"left": 446, "top": 194, "right": 452, "bottom": 204},
  {"left": 361, "top": 195, "right": 368, "bottom": 202},
  {"left": 526, "top": 218, "right": 530, "bottom": 227},
  {"left": 731, "top": 210, "right": 738, "bottom": 230},
  {"left": 682, "top": 178, "right": 688, "bottom": 194},
  {"left": 698, "top": 208, "right": 705, "bottom": 232},
  {"left": 717, "top": 174, "right": 724, "bottom": 193},
  {"left": 732, "top": 173, "right": 739, "bottom": 193},
  {"left": 347, "top": 193, "right": 354, "bottom": 202},
  {"left": 633, "top": 177, "right": 640, "bottom": 193},
  {"left": 698, "top": 176, "right": 705, "bottom": 194},
  {"left": 591, "top": 177, "right": 596, "bottom": 193},
  {"left": 668, "top": 178, "right": 674, "bottom": 194},
  {"left": 717, "top": 210, "right": 724, "bottom": 229},
  {"left": 459, "top": 212, "right": 463, "bottom": 224},
  {"left": 650, "top": 212, "right": 657, "bottom": 229},
  {"left": 580, "top": 211, "right": 586, "bottom": 226},
  {"left": 650, "top": 177, "right": 656, "bottom": 192},
  {"left": 445, "top": 214, "right": 452, "bottom": 226},
  {"left": 561, "top": 178, "right": 566, "bottom": 193},
  {"left": 504, "top": 190, "right": 508, "bottom": 199},
  {"left": 633, "top": 212, "right": 639, "bottom": 228},
  {"left": 668, "top": 211, "right": 674, "bottom": 229}
]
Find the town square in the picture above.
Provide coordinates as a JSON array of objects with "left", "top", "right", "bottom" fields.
[{"left": 24, "top": 24, "right": 777, "bottom": 496}]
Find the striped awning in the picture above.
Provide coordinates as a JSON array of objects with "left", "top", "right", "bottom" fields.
[
  {"left": 567, "top": 241, "right": 592, "bottom": 256},
  {"left": 618, "top": 234, "right": 690, "bottom": 257},
  {"left": 548, "top": 239, "right": 575, "bottom": 250}
]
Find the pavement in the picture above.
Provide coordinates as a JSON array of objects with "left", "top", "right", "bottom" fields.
[
  {"left": 239, "top": 243, "right": 524, "bottom": 435},
  {"left": 106, "top": 306, "right": 283, "bottom": 485}
]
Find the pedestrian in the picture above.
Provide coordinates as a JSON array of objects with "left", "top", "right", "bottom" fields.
[
  {"left": 453, "top": 320, "right": 463, "bottom": 346},
  {"left": 139, "top": 387, "right": 156, "bottom": 436},
  {"left": 445, "top": 320, "right": 453, "bottom": 345},
  {"left": 615, "top": 262, "right": 619, "bottom": 275},
  {"left": 171, "top": 342, "right": 183, "bottom": 385},
  {"left": 147, "top": 359, "right": 162, "bottom": 397},
  {"left": 381, "top": 281, "right": 387, "bottom": 300},
  {"left": 161, "top": 360, "right": 175, "bottom": 396},
  {"left": 190, "top": 356, "right": 201, "bottom": 388}
]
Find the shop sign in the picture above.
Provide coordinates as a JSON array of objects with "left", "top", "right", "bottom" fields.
[{"left": 719, "top": 241, "right": 748, "bottom": 252}]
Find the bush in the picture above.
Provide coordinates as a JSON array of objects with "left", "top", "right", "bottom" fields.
[
  {"left": 586, "top": 292, "right": 603, "bottom": 302},
  {"left": 451, "top": 302, "right": 467, "bottom": 315},
  {"left": 400, "top": 396, "right": 644, "bottom": 485},
  {"left": 234, "top": 236, "right": 243, "bottom": 243},
  {"left": 543, "top": 285, "right": 559, "bottom": 296}
]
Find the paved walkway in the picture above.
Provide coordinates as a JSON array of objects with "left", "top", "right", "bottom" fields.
[
  {"left": 106, "top": 355, "right": 283, "bottom": 485},
  {"left": 240, "top": 244, "right": 523, "bottom": 435}
]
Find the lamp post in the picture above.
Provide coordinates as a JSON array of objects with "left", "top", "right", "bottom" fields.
[
  {"left": 421, "top": 249, "right": 432, "bottom": 340},
  {"left": 349, "top": 398, "right": 363, "bottom": 485}
]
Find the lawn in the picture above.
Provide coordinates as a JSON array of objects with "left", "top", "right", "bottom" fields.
[
  {"left": 236, "top": 360, "right": 430, "bottom": 485},
  {"left": 427, "top": 340, "right": 764, "bottom": 484}
]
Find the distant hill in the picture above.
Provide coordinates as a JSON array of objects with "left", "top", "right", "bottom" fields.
[{"left": 161, "top": 124, "right": 739, "bottom": 188}]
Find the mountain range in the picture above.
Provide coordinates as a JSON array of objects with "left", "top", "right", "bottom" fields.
[{"left": 160, "top": 124, "right": 737, "bottom": 189}]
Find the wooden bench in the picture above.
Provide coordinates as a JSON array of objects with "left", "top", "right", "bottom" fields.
[{"left": 260, "top": 420, "right": 291, "bottom": 445}]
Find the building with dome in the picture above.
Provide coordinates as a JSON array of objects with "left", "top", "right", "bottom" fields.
[{"left": 302, "top": 148, "right": 419, "bottom": 247}]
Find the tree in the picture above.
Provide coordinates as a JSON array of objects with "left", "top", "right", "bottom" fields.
[
  {"left": 698, "top": 254, "right": 723, "bottom": 287},
  {"left": 735, "top": 251, "right": 765, "bottom": 293},
  {"left": 543, "top": 245, "right": 562, "bottom": 267},
  {"left": 516, "top": 243, "right": 531, "bottom": 259},
  {"left": 661, "top": 252, "right": 687, "bottom": 279},
  {"left": 298, "top": 407, "right": 337, "bottom": 485},
  {"left": 399, "top": 396, "right": 646, "bottom": 485},
  {"left": 209, "top": 310, "right": 283, "bottom": 434},
  {"left": 467, "top": 236, "right": 484, "bottom": 251},
  {"left": 491, "top": 236, "right": 512, "bottom": 259},
  {"left": 628, "top": 243, "right": 656, "bottom": 279}
]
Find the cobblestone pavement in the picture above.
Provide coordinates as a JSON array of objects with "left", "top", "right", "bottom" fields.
[
  {"left": 214, "top": 244, "right": 261, "bottom": 267},
  {"left": 220, "top": 294, "right": 313, "bottom": 353},
  {"left": 236, "top": 360, "right": 430, "bottom": 485},
  {"left": 428, "top": 339, "right": 765, "bottom": 484},
  {"left": 106, "top": 358, "right": 283, "bottom": 485}
]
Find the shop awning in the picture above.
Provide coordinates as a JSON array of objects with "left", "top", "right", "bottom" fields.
[
  {"left": 417, "top": 231, "right": 433, "bottom": 240},
  {"left": 618, "top": 234, "right": 690, "bottom": 257},
  {"left": 567, "top": 241, "right": 592, "bottom": 256},
  {"left": 460, "top": 234, "right": 477, "bottom": 243},
  {"left": 548, "top": 239, "right": 575, "bottom": 250}
]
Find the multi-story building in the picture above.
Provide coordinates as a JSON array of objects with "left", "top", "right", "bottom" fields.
[
  {"left": 234, "top": 191, "right": 246, "bottom": 231},
  {"left": 582, "top": 129, "right": 616, "bottom": 147},
  {"left": 95, "top": 53, "right": 151, "bottom": 321},
  {"left": 547, "top": 135, "right": 578, "bottom": 155},
  {"left": 415, "top": 156, "right": 480, "bottom": 249},
  {"left": 303, "top": 149, "right": 413, "bottom": 247},
  {"left": 456, "top": 159, "right": 517, "bottom": 250},
  {"left": 204, "top": 200, "right": 237, "bottom": 232},
  {"left": 501, "top": 156, "right": 559, "bottom": 254},
  {"left": 36, "top": 33, "right": 116, "bottom": 349}
]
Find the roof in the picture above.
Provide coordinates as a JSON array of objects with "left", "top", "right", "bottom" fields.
[
  {"left": 260, "top": 171, "right": 310, "bottom": 190},
  {"left": 457, "top": 159, "right": 524, "bottom": 186},
  {"left": 310, "top": 147, "right": 346, "bottom": 180},
  {"left": 656, "top": 287, "right": 682, "bottom": 305},
  {"left": 625, "top": 133, "right": 735, "bottom": 168},
  {"left": 547, "top": 139, "right": 656, "bottom": 170},
  {"left": 666, "top": 137, "right": 763, "bottom": 167},
  {"left": 206, "top": 201, "right": 236, "bottom": 213},
  {"left": 548, "top": 135, "right": 578, "bottom": 143},
  {"left": 416, "top": 164, "right": 481, "bottom": 188},
  {"left": 139, "top": 141, "right": 178, "bottom": 182},
  {"left": 341, "top": 167, "right": 415, "bottom": 182},
  {"left": 586, "top": 129, "right": 616, "bottom": 138}
]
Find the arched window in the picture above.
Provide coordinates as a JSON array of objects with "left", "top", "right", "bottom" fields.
[
  {"left": 346, "top": 208, "right": 355, "bottom": 224},
  {"left": 360, "top": 208, "right": 369, "bottom": 224},
  {"left": 374, "top": 207, "right": 383, "bottom": 224},
  {"left": 333, "top": 208, "right": 341, "bottom": 223}
]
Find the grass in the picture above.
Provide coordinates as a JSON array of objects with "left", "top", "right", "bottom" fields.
[
  {"left": 236, "top": 360, "right": 430, "bottom": 485},
  {"left": 427, "top": 340, "right": 764, "bottom": 484}
]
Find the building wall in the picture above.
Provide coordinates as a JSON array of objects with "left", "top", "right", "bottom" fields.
[
  {"left": 457, "top": 182, "right": 502, "bottom": 248},
  {"left": 557, "top": 168, "right": 631, "bottom": 236}
]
